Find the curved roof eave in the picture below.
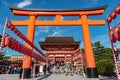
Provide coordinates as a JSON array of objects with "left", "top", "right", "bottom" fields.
[{"left": 9, "top": 5, "right": 107, "bottom": 12}]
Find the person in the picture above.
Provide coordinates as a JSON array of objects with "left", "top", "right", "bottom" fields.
[
  {"left": 39, "top": 65, "right": 43, "bottom": 75},
  {"left": 43, "top": 64, "right": 47, "bottom": 75},
  {"left": 47, "top": 63, "right": 51, "bottom": 73},
  {"left": 65, "top": 62, "right": 70, "bottom": 76},
  {"left": 69, "top": 63, "right": 73, "bottom": 76},
  {"left": 35, "top": 65, "right": 39, "bottom": 77}
]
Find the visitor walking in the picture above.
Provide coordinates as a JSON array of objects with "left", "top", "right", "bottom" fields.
[{"left": 43, "top": 64, "right": 47, "bottom": 75}]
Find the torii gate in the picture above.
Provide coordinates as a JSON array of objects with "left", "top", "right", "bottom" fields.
[{"left": 10, "top": 5, "right": 106, "bottom": 78}]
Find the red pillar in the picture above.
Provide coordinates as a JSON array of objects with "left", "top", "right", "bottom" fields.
[
  {"left": 21, "top": 15, "right": 36, "bottom": 78},
  {"left": 81, "top": 15, "right": 98, "bottom": 78}
]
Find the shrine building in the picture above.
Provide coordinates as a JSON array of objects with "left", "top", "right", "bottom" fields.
[{"left": 39, "top": 36, "right": 80, "bottom": 63}]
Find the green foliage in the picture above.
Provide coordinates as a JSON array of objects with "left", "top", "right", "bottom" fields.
[
  {"left": 93, "top": 41, "right": 114, "bottom": 76},
  {"left": 0, "top": 35, "right": 2, "bottom": 42},
  {"left": 0, "top": 53, "right": 5, "bottom": 63},
  {"left": 96, "top": 59, "right": 115, "bottom": 76}
]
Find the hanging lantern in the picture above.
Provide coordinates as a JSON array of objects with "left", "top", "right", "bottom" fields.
[
  {"left": 117, "top": 26, "right": 120, "bottom": 41},
  {"left": 13, "top": 39, "right": 17, "bottom": 50},
  {"left": 3, "top": 36, "right": 9, "bottom": 47},
  {"left": 8, "top": 38, "right": 12, "bottom": 48},
  {"left": 106, "top": 16, "right": 112, "bottom": 23},
  {"left": 113, "top": 27, "right": 119, "bottom": 40},
  {"left": 109, "top": 29, "right": 116, "bottom": 43},
  {"left": 19, "top": 44, "right": 22, "bottom": 53},
  {"left": 13, "top": 28, "right": 18, "bottom": 33},
  {"left": 19, "top": 33, "right": 22, "bottom": 39},
  {"left": 6, "top": 22, "right": 12, "bottom": 28},
  {"left": 115, "top": 5, "right": 120, "bottom": 14},
  {"left": 16, "top": 32, "right": 21, "bottom": 37},
  {"left": 23, "top": 47, "right": 26, "bottom": 54},
  {"left": 22, "top": 45, "right": 26, "bottom": 53},
  {"left": 10, "top": 38, "right": 15, "bottom": 49},
  {"left": 111, "top": 12, "right": 117, "bottom": 19},
  {"left": 16, "top": 42, "right": 20, "bottom": 52},
  {"left": 10, "top": 25, "right": 15, "bottom": 31},
  {"left": 20, "top": 35, "right": 24, "bottom": 40}
]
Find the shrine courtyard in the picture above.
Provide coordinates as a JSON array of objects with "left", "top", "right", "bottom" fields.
[{"left": 0, "top": 73, "right": 117, "bottom": 80}]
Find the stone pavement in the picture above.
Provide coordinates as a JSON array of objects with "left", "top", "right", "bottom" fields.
[{"left": 0, "top": 73, "right": 117, "bottom": 80}]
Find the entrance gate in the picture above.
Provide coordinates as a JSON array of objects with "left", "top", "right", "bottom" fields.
[{"left": 10, "top": 5, "right": 106, "bottom": 78}]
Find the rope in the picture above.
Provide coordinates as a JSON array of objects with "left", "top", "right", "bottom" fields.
[
  {"left": 0, "top": 17, "right": 8, "bottom": 53},
  {"left": 108, "top": 23, "right": 120, "bottom": 80},
  {"left": 112, "top": 44, "right": 120, "bottom": 79}
]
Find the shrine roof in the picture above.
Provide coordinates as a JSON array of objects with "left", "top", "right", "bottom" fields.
[
  {"left": 9, "top": 5, "right": 107, "bottom": 12},
  {"left": 39, "top": 36, "right": 80, "bottom": 45}
]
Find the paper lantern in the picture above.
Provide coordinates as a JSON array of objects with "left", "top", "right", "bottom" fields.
[
  {"left": 16, "top": 31, "right": 20, "bottom": 36},
  {"left": 113, "top": 27, "right": 119, "bottom": 40},
  {"left": 10, "top": 25, "right": 15, "bottom": 31},
  {"left": 111, "top": 12, "right": 117, "bottom": 19},
  {"left": 115, "top": 5, "right": 120, "bottom": 14},
  {"left": 106, "top": 16, "right": 112, "bottom": 23},
  {"left": 3, "top": 36, "right": 9, "bottom": 46},
  {"left": 13, "top": 28, "right": 18, "bottom": 33},
  {"left": 109, "top": 29, "right": 116, "bottom": 43},
  {"left": 13, "top": 40, "right": 17, "bottom": 50},
  {"left": 6, "top": 22, "right": 12, "bottom": 28},
  {"left": 117, "top": 26, "right": 120, "bottom": 41}
]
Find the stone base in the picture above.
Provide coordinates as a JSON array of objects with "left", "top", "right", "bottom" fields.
[
  {"left": 86, "top": 68, "right": 98, "bottom": 78},
  {"left": 19, "top": 68, "right": 31, "bottom": 79}
]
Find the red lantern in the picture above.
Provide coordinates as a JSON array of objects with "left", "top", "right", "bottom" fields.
[
  {"left": 19, "top": 44, "right": 22, "bottom": 53},
  {"left": 106, "top": 16, "right": 112, "bottom": 23},
  {"left": 109, "top": 29, "right": 116, "bottom": 43},
  {"left": 10, "top": 25, "right": 15, "bottom": 31},
  {"left": 111, "top": 12, "right": 117, "bottom": 19},
  {"left": 13, "top": 39, "right": 17, "bottom": 50},
  {"left": 9, "top": 38, "right": 15, "bottom": 49},
  {"left": 23, "top": 47, "right": 26, "bottom": 54},
  {"left": 115, "top": 5, "right": 120, "bottom": 14},
  {"left": 13, "top": 40, "right": 17, "bottom": 50},
  {"left": 17, "top": 42, "right": 21, "bottom": 52},
  {"left": 19, "top": 34, "right": 22, "bottom": 38},
  {"left": 13, "top": 28, "right": 17, "bottom": 33},
  {"left": 118, "top": 26, "right": 120, "bottom": 41},
  {"left": 20, "top": 35, "right": 24, "bottom": 40},
  {"left": 22, "top": 45, "right": 26, "bottom": 53},
  {"left": 3, "top": 36, "right": 9, "bottom": 47},
  {"left": 8, "top": 38, "right": 12, "bottom": 48},
  {"left": 113, "top": 27, "right": 119, "bottom": 40},
  {"left": 6, "top": 22, "right": 12, "bottom": 28}
]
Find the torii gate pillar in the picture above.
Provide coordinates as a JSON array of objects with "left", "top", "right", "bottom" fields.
[
  {"left": 21, "top": 15, "right": 36, "bottom": 78},
  {"left": 10, "top": 5, "right": 106, "bottom": 78},
  {"left": 81, "top": 15, "right": 97, "bottom": 77}
]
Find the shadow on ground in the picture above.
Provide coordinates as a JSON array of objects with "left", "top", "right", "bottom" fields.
[
  {"left": 37, "top": 73, "right": 52, "bottom": 80},
  {"left": 99, "top": 77, "right": 117, "bottom": 80}
]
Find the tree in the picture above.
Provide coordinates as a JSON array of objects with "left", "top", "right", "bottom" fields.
[
  {"left": 93, "top": 41, "right": 114, "bottom": 76},
  {"left": 0, "top": 35, "right": 2, "bottom": 42},
  {"left": 0, "top": 35, "right": 6, "bottom": 64},
  {"left": 0, "top": 53, "right": 5, "bottom": 63}
]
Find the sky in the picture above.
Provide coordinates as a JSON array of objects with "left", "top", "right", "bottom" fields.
[{"left": 0, "top": 0, "right": 120, "bottom": 56}]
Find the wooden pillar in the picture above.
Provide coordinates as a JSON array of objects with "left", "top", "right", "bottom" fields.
[
  {"left": 81, "top": 15, "right": 98, "bottom": 78},
  {"left": 22, "top": 15, "right": 36, "bottom": 78},
  {"left": 53, "top": 55, "right": 55, "bottom": 63},
  {"left": 64, "top": 55, "right": 66, "bottom": 64}
]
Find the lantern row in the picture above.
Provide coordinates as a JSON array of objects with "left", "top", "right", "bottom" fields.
[
  {"left": 106, "top": 4, "right": 120, "bottom": 80},
  {"left": 109, "top": 23, "right": 120, "bottom": 43},
  {"left": 6, "top": 22, "right": 46, "bottom": 57},
  {"left": 4, "top": 36, "right": 45, "bottom": 62},
  {"left": 106, "top": 4, "right": 120, "bottom": 23}
]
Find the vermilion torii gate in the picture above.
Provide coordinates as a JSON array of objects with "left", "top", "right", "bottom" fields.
[{"left": 10, "top": 5, "right": 106, "bottom": 78}]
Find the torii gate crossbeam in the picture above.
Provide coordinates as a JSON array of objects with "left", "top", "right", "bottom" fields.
[{"left": 10, "top": 5, "right": 107, "bottom": 78}]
